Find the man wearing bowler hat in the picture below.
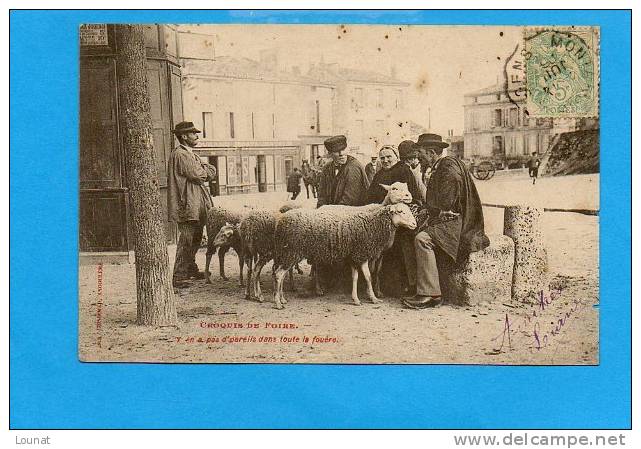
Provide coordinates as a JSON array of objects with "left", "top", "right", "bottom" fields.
[
  {"left": 167, "top": 121, "right": 217, "bottom": 288},
  {"left": 317, "top": 135, "right": 369, "bottom": 207},
  {"left": 403, "top": 133, "right": 490, "bottom": 309}
]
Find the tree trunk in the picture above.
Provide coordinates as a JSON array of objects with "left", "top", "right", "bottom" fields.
[{"left": 115, "top": 25, "right": 177, "bottom": 326}]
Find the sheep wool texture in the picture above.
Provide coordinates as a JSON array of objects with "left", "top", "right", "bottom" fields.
[
  {"left": 239, "top": 209, "right": 281, "bottom": 260},
  {"left": 274, "top": 204, "right": 397, "bottom": 268}
]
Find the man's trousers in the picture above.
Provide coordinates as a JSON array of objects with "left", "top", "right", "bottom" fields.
[
  {"left": 414, "top": 230, "right": 442, "bottom": 297},
  {"left": 173, "top": 220, "right": 204, "bottom": 280}
]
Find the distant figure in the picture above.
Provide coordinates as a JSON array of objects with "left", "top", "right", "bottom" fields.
[
  {"left": 365, "top": 155, "right": 378, "bottom": 185},
  {"left": 528, "top": 152, "right": 541, "bottom": 185},
  {"left": 301, "top": 160, "right": 318, "bottom": 199},
  {"left": 316, "top": 155, "right": 326, "bottom": 169},
  {"left": 287, "top": 167, "right": 303, "bottom": 200}
]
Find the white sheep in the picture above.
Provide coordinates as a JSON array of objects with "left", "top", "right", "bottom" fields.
[{"left": 272, "top": 202, "right": 417, "bottom": 309}]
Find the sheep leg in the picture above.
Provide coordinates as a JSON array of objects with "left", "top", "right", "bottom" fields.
[
  {"left": 286, "top": 268, "right": 296, "bottom": 295},
  {"left": 253, "top": 255, "right": 268, "bottom": 303},
  {"left": 350, "top": 265, "right": 362, "bottom": 306},
  {"left": 245, "top": 253, "right": 254, "bottom": 301},
  {"left": 272, "top": 266, "right": 289, "bottom": 310},
  {"left": 370, "top": 256, "right": 383, "bottom": 298},
  {"left": 312, "top": 264, "right": 324, "bottom": 296},
  {"left": 218, "top": 246, "right": 229, "bottom": 280},
  {"left": 238, "top": 251, "right": 245, "bottom": 287},
  {"left": 205, "top": 245, "right": 215, "bottom": 284},
  {"left": 360, "top": 260, "right": 381, "bottom": 304}
]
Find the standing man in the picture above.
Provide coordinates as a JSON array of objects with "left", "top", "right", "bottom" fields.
[
  {"left": 167, "top": 121, "right": 217, "bottom": 288},
  {"left": 528, "top": 151, "right": 541, "bottom": 185},
  {"left": 404, "top": 133, "right": 490, "bottom": 309},
  {"left": 364, "top": 154, "right": 378, "bottom": 185},
  {"left": 317, "top": 135, "right": 369, "bottom": 207},
  {"left": 287, "top": 167, "right": 303, "bottom": 200}
]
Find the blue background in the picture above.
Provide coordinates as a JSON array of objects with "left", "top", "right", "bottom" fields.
[{"left": 10, "top": 10, "right": 631, "bottom": 429}]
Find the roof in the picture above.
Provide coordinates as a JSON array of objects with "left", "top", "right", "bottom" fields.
[
  {"left": 182, "top": 56, "right": 333, "bottom": 87},
  {"left": 307, "top": 63, "right": 409, "bottom": 86},
  {"left": 464, "top": 82, "right": 525, "bottom": 97}
]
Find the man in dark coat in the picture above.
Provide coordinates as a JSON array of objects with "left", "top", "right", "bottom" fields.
[
  {"left": 167, "top": 121, "right": 217, "bottom": 288},
  {"left": 364, "top": 155, "right": 378, "bottom": 185},
  {"left": 528, "top": 152, "right": 541, "bottom": 185},
  {"left": 403, "top": 133, "right": 490, "bottom": 309},
  {"left": 287, "top": 167, "right": 303, "bottom": 200},
  {"left": 317, "top": 135, "right": 369, "bottom": 207}
]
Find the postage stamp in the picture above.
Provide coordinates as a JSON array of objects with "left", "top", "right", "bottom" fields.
[{"left": 524, "top": 27, "right": 600, "bottom": 118}]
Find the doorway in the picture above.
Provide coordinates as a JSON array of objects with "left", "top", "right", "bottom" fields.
[{"left": 257, "top": 155, "right": 267, "bottom": 192}]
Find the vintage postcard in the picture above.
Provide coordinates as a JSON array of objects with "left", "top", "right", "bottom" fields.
[{"left": 78, "top": 24, "right": 600, "bottom": 364}]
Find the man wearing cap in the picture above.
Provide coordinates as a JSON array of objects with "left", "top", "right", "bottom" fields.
[
  {"left": 403, "top": 133, "right": 490, "bottom": 309},
  {"left": 364, "top": 155, "right": 378, "bottom": 185},
  {"left": 316, "top": 135, "right": 369, "bottom": 207},
  {"left": 167, "top": 121, "right": 217, "bottom": 288}
]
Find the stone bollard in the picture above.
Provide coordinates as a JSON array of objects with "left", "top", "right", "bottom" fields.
[
  {"left": 503, "top": 205, "right": 550, "bottom": 302},
  {"left": 439, "top": 234, "right": 515, "bottom": 306}
]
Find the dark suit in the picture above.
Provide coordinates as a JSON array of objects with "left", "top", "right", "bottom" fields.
[
  {"left": 415, "top": 156, "right": 489, "bottom": 296},
  {"left": 317, "top": 155, "right": 369, "bottom": 207}
]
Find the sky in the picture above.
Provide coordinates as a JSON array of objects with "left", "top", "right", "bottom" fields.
[{"left": 179, "top": 24, "right": 522, "bottom": 136}]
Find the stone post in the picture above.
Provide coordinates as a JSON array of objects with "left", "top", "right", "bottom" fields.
[{"left": 503, "top": 205, "right": 550, "bottom": 302}]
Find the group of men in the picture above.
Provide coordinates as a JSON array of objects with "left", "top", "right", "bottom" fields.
[{"left": 167, "top": 120, "right": 489, "bottom": 309}]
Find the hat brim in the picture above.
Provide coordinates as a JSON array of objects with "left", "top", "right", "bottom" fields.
[
  {"left": 413, "top": 141, "right": 449, "bottom": 150},
  {"left": 173, "top": 128, "right": 202, "bottom": 134},
  {"left": 325, "top": 143, "right": 347, "bottom": 153}
]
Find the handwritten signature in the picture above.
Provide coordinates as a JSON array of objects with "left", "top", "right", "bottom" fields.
[{"left": 491, "top": 288, "right": 583, "bottom": 353}]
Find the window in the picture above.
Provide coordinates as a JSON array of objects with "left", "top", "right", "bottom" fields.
[
  {"left": 509, "top": 108, "right": 518, "bottom": 128},
  {"left": 394, "top": 89, "right": 402, "bottom": 109},
  {"left": 493, "top": 136, "right": 504, "bottom": 157},
  {"left": 354, "top": 88, "right": 363, "bottom": 109},
  {"left": 496, "top": 93, "right": 501, "bottom": 101},
  {"left": 315, "top": 100, "right": 320, "bottom": 134},
  {"left": 474, "top": 96, "right": 478, "bottom": 103},
  {"left": 376, "top": 89, "right": 383, "bottom": 108},
  {"left": 523, "top": 111, "right": 530, "bottom": 126},
  {"left": 251, "top": 112, "right": 255, "bottom": 139},
  {"left": 272, "top": 113, "right": 276, "bottom": 139},
  {"left": 202, "top": 112, "right": 213, "bottom": 138},
  {"left": 492, "top": 109, "right": 502, "bottom": 127},
  {"left": 229, "top": 112, "right": 235, "bottom": 139}
]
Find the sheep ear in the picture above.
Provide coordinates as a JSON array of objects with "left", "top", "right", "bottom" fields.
[{"left": 380, "top": 183, "right": 391, "bottom": 191}]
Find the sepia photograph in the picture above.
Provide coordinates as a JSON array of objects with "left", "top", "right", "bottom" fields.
[{"left": 77, "top": 23, "right": 600, "bottom": 365}]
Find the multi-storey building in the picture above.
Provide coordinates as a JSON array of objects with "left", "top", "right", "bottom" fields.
[
  {"left": 463, "top": 83, "right": 554, "bottom": 166},
  {"left": 179, "top": 46, "right": 335, "bottom": 194},
  {"left": 307, "top": 62, "right": 411, "bottom": 162}
]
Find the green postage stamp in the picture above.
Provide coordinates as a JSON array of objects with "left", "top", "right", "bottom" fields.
[{"left": 524, "top": 27, "right": 600, "bottom": 118}]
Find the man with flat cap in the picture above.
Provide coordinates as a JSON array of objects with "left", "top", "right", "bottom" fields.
[
  {"left": 167, "top": 121, "right": 217, "bottom": 288},
  {"left": 316, "top": 135, "right": 369, "bottom": 207},
  {"left": 403, "top": 133, "right": 490, "bottom": 309}
]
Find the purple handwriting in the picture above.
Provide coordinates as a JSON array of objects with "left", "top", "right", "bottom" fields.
[{"left": 491, "top": 287, "right": 582, "bottom": 353}]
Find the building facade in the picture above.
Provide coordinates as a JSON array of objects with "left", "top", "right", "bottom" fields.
[
  {"left": 179, "top": 44, "right": 335, "bottom": 194},
  {"left": 463, "top": 83, "right": 553, "bottom": 166},
  {"left": 79, "top": 25, "right": 183, "bottom": 254},
  {"left": 307, "top": 63, "right": 411, "bottom": 162}
]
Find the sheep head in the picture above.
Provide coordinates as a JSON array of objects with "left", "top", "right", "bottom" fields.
[
  {"left": 388, "top": 203, "right": 417, "bottom": 230},
  {"left": 380, "top": 182, "right": 412, "bottom": 205},
  {"left": 212, "top": 222, "right": 239, "bottom": 247}
]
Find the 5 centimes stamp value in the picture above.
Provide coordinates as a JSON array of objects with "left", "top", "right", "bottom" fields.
[{"left": 524, "top": 27, "right": 600, "bottom": 118}]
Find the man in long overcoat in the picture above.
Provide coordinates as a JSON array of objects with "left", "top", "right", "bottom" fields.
[
  {"left": 316, "top": 135, "right": 369, "bottom": 207},
  {"left": 167, "top": 121, "right": 217, "bottom": 288},
  {"left": 403, "top": 133, "right": 490, "bottom": 309}
]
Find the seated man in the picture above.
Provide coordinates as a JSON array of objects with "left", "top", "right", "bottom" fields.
[{"left": 404, "top": 134, "right": 490, "bottom": 309}]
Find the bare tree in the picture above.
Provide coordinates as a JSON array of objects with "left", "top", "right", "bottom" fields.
[{"left": 114, "top": 25, "right": 177, "bottom": 326}]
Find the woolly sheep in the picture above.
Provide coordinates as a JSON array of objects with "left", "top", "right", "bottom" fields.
[
  {"left": 204, "top": 204, "right": 255, "bottom": 286},
  {"left": 272, "top": 202, "right": 417, "bottom": 309}
]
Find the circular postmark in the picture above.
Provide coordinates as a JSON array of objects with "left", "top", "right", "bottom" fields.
[{"left": 525, "top": 29, "right": 597, "bottom": 117}]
